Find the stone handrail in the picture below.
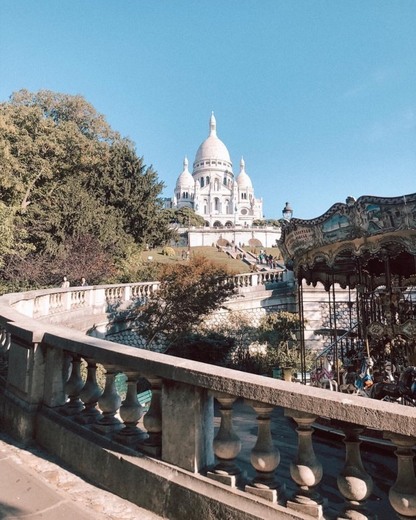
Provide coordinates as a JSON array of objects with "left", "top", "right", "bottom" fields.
[{"left": 0, "top": 284, "right": 415, "bottom": 519}]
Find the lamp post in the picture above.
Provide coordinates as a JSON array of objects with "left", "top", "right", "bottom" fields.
[{"left": 282, "top": 202, "right": 293, "bottom": 221}]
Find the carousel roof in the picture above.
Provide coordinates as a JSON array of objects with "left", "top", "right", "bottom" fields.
[{"left": 278, "top": 193, "right": 416, "bottom": 290}]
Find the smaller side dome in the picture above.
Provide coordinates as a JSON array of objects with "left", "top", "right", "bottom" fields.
[
  {"left": 236, "top": 157, "right": 253, "bottom": 188},
  {"left": 176, "top": 156, "right": 194, "bottom": 189}
]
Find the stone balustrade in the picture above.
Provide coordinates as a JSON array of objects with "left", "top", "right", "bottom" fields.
[{"left": 0, "top": 284, "right": 415, "bottom": 520}]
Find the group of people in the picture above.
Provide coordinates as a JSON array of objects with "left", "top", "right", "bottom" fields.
[
  {"left": 60, "top": 276, "right": 88, "bottom": 288},
  {"left": 257, "top": 250, "right": 280, "bottom": 269}
]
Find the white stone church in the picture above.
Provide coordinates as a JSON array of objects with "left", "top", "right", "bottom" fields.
[{"left": 172, "top": 113, "right": 264, "bottom": 228}]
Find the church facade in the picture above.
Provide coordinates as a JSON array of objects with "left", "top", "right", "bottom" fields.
[{"left": 172, "top": 113, "right": 263, "bottom": 228}]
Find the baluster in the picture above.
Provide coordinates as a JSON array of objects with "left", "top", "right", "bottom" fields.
[
  {"left": 75, "top": 360, "right": 103, "bottom": 424},
  {"left": 93, "top": 366, "right": 122, "bottom": 434},
  {"left": 62, "top": 354, "right": 85, "bottom": 415},
  {"left": 245, "top": 400, "right": 283, "bottom": 503},
  {"left": 384, "top": 433, "right": 416, "bottom": 518},
  {"left": 0, "top": 328, "right": 11, "bottom": 377},
  {"left": 207, "top": 393, "right": 242, "bottom": 487},
  {"left": 335, "top": 422, "right": 375, "bottom": 520},
  {"left": 114, "top": 371, "right": 147, "bottom": 446},
  {"left": 285, "top": 409, "right": 324, "bottom": 518},
  {"left": 138, "top": 376, "right": 162, "bottom": 457}
]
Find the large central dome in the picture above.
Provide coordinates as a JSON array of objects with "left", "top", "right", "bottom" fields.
[{"left": 193, "top": 113, "right": 231, "bottom": 165}]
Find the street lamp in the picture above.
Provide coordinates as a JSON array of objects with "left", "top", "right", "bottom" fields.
[{"left": 282, "top": 202, "right": 293, "bottom": 221}]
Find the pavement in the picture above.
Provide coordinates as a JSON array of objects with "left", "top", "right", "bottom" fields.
[{"left": 0, "top": 432, "right": 163, "bottom": 520}]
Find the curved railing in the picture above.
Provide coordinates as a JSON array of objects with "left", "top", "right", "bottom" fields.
[{"left": 0, "top": 282, "right": 415, "bottom": 520}]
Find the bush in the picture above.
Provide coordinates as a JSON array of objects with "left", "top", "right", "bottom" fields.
[
  {"left": 161, "top": 246, "right": 176, "bottom": 257},
  {"left": 166, "top": 332, "right": 235, "bottom": 366}
]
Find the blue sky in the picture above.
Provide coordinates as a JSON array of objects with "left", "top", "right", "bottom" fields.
[{"left": 1, "top": 0, "right": 415, "bottom": 220}]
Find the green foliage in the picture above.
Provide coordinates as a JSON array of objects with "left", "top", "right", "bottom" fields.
[
  {"left": 115, "top": 242, "right": 161, "bottom": 283},
  {"left": 166, "top": 207, "right": 206, "bottom": 227},
  {"left": 161, "top": 246, "right": 175, "bottom": 257},
  {"left": 252, "top": 219, "right": 281, "bottom": 228},
  {"left": 258, "top": 311, "right": 302, "bottom": 368},
  {"left": 130, "top": 255, "right": 237, "bottom": 349},
  {"left": 0, "top": 89, "right": 174, "bottom": 290},
  {"left": 165, "top": 332, "right": 235, "bottom": 366}
]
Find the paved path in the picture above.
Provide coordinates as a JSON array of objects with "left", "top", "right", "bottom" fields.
[{"left": 0, "top": 433, "right": 163, "bottom": 520}]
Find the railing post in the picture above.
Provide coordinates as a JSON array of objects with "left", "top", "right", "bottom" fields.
[
  {"left": 3, "top": 326, "right": 46, "bottom": 441},
  {"left": 138, "top": 375, "right": 162, "bottom": 457},
  {"left": 385, "top": 433, "right": 416, "bottom": 518},
  {"left": 160, "top": 379, "right": 213, "bottom": 473},
  {"left": 93, "top": 365, "right": 122, "bottom": 433},
  {"left": 43, "top": 346, "right": 68, "bottom": 408},
  {"left": 0, "top": 327, "right": 11, "bottom": 378},
  {"left": 62, "top": 354, "right": 85, "bottom": 415},
  {"left": 335, "top": 422, "right": 375, "bottom": 520},
  {"left": 76, "top": 360, "right": 103, "bottom": 424},
  {"left": 114, "top": 371, "right": 147, "bottom": 446},
  {"left": 285, "top": 409, "right": 324, "bottom": 518},
  {"left": 245, "top": 400, "right": 284, "bottom": 503},
  {"left": 207, "top": 393, "right": 242, "bottom": 487}
]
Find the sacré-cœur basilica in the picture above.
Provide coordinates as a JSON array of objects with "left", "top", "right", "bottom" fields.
[{"left": 165, "top": 113, "right": 280, "bottom": 248}]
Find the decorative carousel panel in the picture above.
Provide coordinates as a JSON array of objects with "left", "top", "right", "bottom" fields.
[{"left": 279, "top": 193, "right": 416, "bottom": 288}]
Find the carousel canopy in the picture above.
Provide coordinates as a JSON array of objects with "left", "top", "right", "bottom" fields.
[{"left": 279, "top": 193, "right": 416, "bottom": 290}]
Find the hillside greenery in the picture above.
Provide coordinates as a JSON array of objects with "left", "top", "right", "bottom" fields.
[{"left": 0, "top": 89, "right": 177, "bottom": 292}]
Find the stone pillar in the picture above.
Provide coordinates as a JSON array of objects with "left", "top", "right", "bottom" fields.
[
  {"left": 3, "top": 325, "right": 46, "bottom": 442},
  {"left": 75, "top": 360, "right": 103, "bottom": 424},
  {"left": 138, "top": 376, "right": 162, "bottom": 457},
  {"left": 0, "top": 327, "right": 11, "bottom": 377},
  {"left": 285, "top": 409, "right": 324, "bottom": 519},
  {"left": 385, "top": 433, "right": 416, "bottom": 518},
  {"left": 43, "top": 347, "right": 67, "bottom": 408},
  {"left": 93, "top": 366, "right": 122, "bottom": 434},
  {"left": 335, "top": 422, "right": 374, "bottom": 520},
  {"left": 114, "top": 371, "right": 147, "bottom": 446},
  {"left": 62, "top": 354, "right": 85, "bottom": 415},
  {"left": 245, "top": 400, "right": 284, "bottom": 503},
  {"left": 207, "top": 393, "right": 242, "bottom": 487},
  {"left": 161, "top": 379, "right": 213, "bottom": 473}
]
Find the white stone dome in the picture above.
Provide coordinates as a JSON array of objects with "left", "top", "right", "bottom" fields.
[
  {"left": 176, "top": 157, "right": 194, "bottom": 188},
  {"left": 194, "top": 113, "right": 231, "bottom": 165},
  {"left": 236, "top": 157, "right": 253, "bottom": 188}
]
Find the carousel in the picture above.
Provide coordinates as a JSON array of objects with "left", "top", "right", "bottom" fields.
[{"left": 279, "top": 194, "right": 416, "bottom": 404}]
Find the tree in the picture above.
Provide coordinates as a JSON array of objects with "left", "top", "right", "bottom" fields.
[
  {"left": 129, "top": 255, "right": 237, "bottom": 350},
  {"left": 166, "top": 207, "right": 206, "bottom": 227},
  {"left": 252, "top": 219, "right": 281, "bottom": 228},
  {"left": 0, "top": 89, "right": 173, "bottom": 289},
  {"left": 257, "top": 311, "right": 301, "bottom": 369}
]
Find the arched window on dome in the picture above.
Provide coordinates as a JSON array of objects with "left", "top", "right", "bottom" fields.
[
  {"left": 241, "top": 193, "right": 247, "bottom": 200},
  {"left": 206, "top": 176, "right": 210, "bottom": 185},
  {"left": 182, "top": 191, "right": 189, "bottom": 199},
  {"left": 200, "top": 178, "right": 205, "bottom": 188},
  {"left": 223, "top": 177, "right": 227, "bottom": 185}
]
